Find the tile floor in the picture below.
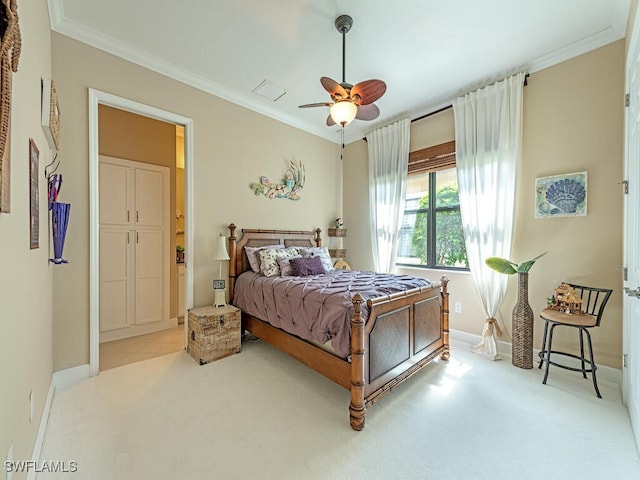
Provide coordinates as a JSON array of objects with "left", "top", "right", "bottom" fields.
[{"left": 99, "top": 325, "right": 185, "bottom": 371}]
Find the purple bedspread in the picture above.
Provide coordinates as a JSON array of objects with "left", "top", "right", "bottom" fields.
[{"left": 232, "top": 270, "right": 433, "bottom": 358}]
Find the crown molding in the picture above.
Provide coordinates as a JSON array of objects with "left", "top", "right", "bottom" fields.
[
  {"left": 47, "top": 0, "right": 64, "bottom": 30},
  {"left": 49, "top": 4, "right": 627, "bottom": 147},
  {"left": 347, "top": 25, "right": 627, "bottom": 146},
  {"left": 529, "top": 26, "right": 625, "bottom": 74},
  {"left": 612, "top": 0, "right": 632, "bottom": 36},
  {"left": 49, "top": 10, "right": 339, "bottom": 144}
]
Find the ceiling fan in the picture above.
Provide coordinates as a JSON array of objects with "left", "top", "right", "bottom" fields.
[{"left": 299, "top": 14, "right": 386, "bottom": 127}]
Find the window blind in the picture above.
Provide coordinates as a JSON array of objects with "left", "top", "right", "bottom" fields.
[{"left": 408, "top": 140, "right": 456, "bottom": 174}]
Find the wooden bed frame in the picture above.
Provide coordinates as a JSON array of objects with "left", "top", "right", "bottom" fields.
[{"left": 227, "top": 224, "right": 450, "bottom": 430}]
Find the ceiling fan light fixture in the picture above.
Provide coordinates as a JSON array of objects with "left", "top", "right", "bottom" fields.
[
  {"left": 298, "top": 14, "right": 385, "bottom": 128},
  {"left": 330, "top": 100, "right": 357, "bottom": 126}
]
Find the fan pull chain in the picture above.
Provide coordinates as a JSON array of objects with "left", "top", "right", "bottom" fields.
[{"left": 341, "top": 126, "right": 345, "bottom": 161}]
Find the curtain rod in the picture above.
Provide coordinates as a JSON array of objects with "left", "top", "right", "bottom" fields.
[
  {"left": 411, "top": 74, "right": 529, "bottom": 124},
  {"left": 364, "top": 73, "right": 529, "bottom": 140},
  {"left": 411, "top": 104, "right": 452, "bottom": 124}
]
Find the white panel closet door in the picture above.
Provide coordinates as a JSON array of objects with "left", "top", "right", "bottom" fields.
[
  {"left": 134, "top": 229, "right": 164, "bottom": 325},
  {"left": 99, "top": 162, "right": 132, "bottom": 225},
  {"left": 99, "top": 229, "right": 132, "bottom": 331},
  {"left": 99, "top": 160, "right": 133, "bottom": 333},
  {"left": 135, "top": 168, "right": 164, "bottom": 227},
  {"left": 98, "top": 155, "right": 170, "bottom": 339}
]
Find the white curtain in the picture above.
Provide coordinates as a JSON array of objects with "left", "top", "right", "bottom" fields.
[
  {"left": 453, "top": 72, "right": 524, "bottom": 360},
  {"left": 367, "top": 118, "right": 411, "bottom": 273}
]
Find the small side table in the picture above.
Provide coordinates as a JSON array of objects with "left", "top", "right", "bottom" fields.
[{"left": 187, "top": 305, "right": 241, "bottom": 365}]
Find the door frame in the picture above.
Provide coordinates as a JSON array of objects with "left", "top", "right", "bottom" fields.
[{"left": 88, "top": 89, "right": 194, "bottom": 376}]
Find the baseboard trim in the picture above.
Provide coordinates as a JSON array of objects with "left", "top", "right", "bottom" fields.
[
  {"left": 27, "top": 378, "right": 56, "bottom": 480},
  {"left": 52, "top": 364, "right": 91, "bottom": 389},
  {"left": 28, "top": 364, "right": 91, "bottom": 479},
  {"left": 449, "top": 329, "right": 621, "bottom": 387}
]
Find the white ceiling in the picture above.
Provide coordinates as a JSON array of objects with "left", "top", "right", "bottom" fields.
[{"left": 48, "top": 0, "right": 630, "bottom": 144}]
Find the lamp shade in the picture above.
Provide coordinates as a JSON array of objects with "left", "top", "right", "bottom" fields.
[
  {"left": 330, "top": 100, "right": 357, "bottom": 126},
  {"left": 213, "top": 234, "right": 230, "bottom": 261}
]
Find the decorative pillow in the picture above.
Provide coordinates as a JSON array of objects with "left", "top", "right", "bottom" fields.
[
  {"left": 278, "top": 255, "right": 302, "bottom": 276},
  {"left": 258, "top": 247, "right": 300, "bottom": 277},
  {"left": 290, "top": 256, "right": 326, "bottom": 276},
  {"left": 298, "top": 246, "right": 334, "bottom": 272},
  {"left": 245, "top": 244, "right": 284, "bottom": 273}
]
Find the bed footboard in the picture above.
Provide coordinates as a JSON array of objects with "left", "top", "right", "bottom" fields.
[
  {"left": 227, "top": 224, "right": 450, "bottom": 431},
  {"left": 349, "top": 276, "right": 449, "bottom": 430}
]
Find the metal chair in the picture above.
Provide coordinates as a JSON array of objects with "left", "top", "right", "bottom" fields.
[{"left": 537, "top": 283, "right": 613, "bottom": 398}]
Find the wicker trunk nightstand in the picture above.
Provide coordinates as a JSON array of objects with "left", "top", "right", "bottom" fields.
[{"left": 187, "top": 305, "right": 241, "bottom": 365}]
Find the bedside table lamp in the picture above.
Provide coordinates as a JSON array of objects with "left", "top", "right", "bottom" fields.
[{"left": 213, "top": 234, "right": 230, "bottom": 307}]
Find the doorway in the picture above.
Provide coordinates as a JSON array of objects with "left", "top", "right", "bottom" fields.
[{"left": 88, "top": 89, "right": 194, "bottom": 375}]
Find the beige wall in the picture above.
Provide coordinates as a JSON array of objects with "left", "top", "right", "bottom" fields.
[
  {"left": 98, "top": 105, "right": 178, "bottom": 317},
  {"left": 51, "top": 33, "right": 340, "bottom": 370},
  {"left": 0, "top": 0, "right": 54, "bottom": 471},
  {"left": 344, "top": 40, "right": 625, "bottom": 368}
]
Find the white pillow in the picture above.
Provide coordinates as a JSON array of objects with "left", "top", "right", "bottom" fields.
[
  {"left": 258, "top": 247, "right": 300, "bottom": 277},
  {"left": 244, "top": 244, "right": 284, "bottom": 273},
  {"left": 298, "top": 246, "right": 334, "bottom": 272}
]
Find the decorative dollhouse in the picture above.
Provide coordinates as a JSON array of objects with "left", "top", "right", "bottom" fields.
[{"left": 548, "top": 283, "right": 584, "bottom": 314}]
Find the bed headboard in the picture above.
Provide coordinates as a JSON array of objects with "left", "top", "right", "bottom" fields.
[{"left": 227, "top": 223, "right": 321, "bottom": 303}]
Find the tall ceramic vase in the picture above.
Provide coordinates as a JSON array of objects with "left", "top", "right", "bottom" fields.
[
  {"left": 49, "top": 202, "right": 71, "bottom": 264},
  {"left": 512, "top": 272, "right": 534, "bottom": 369}
]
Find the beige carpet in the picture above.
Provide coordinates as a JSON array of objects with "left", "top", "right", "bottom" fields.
[{"left": 38, "top": 339, "right": 640, "bottom": 479}]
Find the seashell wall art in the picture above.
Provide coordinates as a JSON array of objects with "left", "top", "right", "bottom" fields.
[
  {"left": 535, "top": 171, "right": 587, "bottom": 218},
  {"left": 250, "top": 159, "right": 305, "bottom": 200}
]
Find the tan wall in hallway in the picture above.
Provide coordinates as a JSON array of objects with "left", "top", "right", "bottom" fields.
[{"left": 344, "top": 40, "right": 624, "bottom": 368}]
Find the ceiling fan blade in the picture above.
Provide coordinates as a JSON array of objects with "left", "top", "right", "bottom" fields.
[
  {"left": 350, "top": 79, "right": 386, "bottom": 105},
  {"left": 298, "top": 102, "right": 332, "bottom": 108},
  {"left": 356, "top": 103, "right": 380, "bottom": 121},
  {"left": 326, "top": 114, "right": 336, "bottom": 127},
  {"left": 321, "top": 77, "right": 348, "bottom": 101}
]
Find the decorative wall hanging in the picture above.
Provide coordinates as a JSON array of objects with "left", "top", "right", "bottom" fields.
[
  {"left": 29, "top": 138, "right": 39, "bottom": 249},
  {"left": 41, "top": 78, "right": 60, "bottom": 150},
  {"left": 535, "top": 171, "right": 587, "bottom": 218},
  {"left": 250, "top": 160, "right": 305, "bottom": 200},
  {"left": 44, "top": 153, "right": 70, "bottom": 263},
  {"left": 0, "top": 0, "right": 22, "bottom": 213},
  {"left": 45, "top": 153, "right": 61, "bottom": 209},
  {"left": 50, "top": 201, "right": 70, "bottom": 264}
]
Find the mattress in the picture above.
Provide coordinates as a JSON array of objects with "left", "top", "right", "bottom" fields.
[{"left": 232, "top": 269, "right": 432, "bottom": 358}]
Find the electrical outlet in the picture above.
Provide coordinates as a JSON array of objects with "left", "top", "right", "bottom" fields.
[
  {"left": 28, "top": 390, "right": 33, "bottom": 423},
  {"left": 6, "top": 444, "right": 13, "bottom": 480},
  {"left": 454, "top": 302, "right": 462, "bottom": 314}
]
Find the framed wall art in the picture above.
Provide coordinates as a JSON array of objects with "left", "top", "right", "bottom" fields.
[
  {"left": 535, "top": 171, "right": 587, "bottom": 218},
  {"left": 29, "top": 138, "right": 39, "bottom": 249},
  {"left": 41, "top": 78, "right": 60, "bottom": 151}
]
